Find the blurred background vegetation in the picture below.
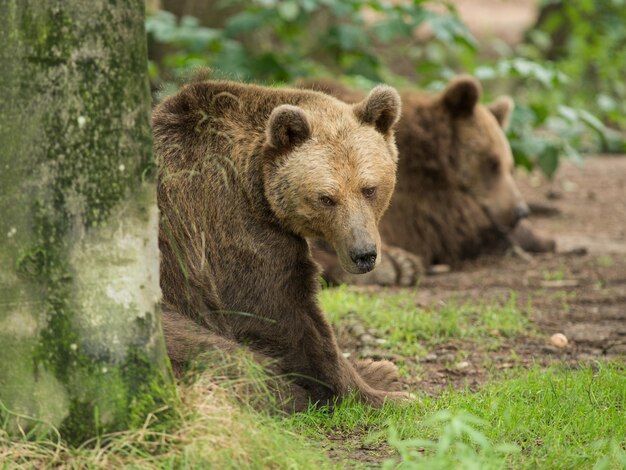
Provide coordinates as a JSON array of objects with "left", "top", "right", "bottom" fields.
[{"left": 145, "top": 0, "right": 626, "bottom": 178}]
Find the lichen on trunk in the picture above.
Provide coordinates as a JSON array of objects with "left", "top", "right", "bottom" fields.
[{"left": 0, "top": 0, "right": 173, "bottom": 444}]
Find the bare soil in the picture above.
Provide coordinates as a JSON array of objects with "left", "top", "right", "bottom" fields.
[
  {"left": 451, "top": 0, "right": 539, "bottom": 45},
  {"left": 337, "top": 156, "right": 626, "bottom": 395}
]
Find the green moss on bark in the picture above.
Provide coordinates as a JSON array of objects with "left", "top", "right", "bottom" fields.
[{"left": 58, "top": 347, "right": 174, "bottom": 446}]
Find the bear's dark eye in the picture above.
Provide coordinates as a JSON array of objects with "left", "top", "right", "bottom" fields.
[
  {"left": 487, "top": 159, "right": 500, "bottom": 173},
  {"left": 362, "top": 187, "right": 377, "bottom": 198},
  {"left": 319, "top": 195, "right": 336, "bottom": 207}
]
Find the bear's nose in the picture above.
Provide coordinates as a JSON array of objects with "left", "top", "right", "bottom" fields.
[
  {"left": 350, "top": 247, "right": 377, "bottom": 273},
  {"left": 516, "top": 204, "right": 530, "bottom": 221}
]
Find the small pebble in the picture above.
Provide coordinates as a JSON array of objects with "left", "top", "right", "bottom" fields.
[
  {"left": 562, "top": 180, "right": 577, "bottom": 192},
  {"left": 360, "top": 334, "right": 375, "bottom": 345},
  {"left": 349, "top": 323, "right": 365, "bottom": 336},
  {"left": 440, "top": 353, "right": 455, "bottom": 363},
  {"left": 456, "top": 361, "right": 470, "bottom": 370},
  {"left": 423, "top": 353, "right": 437, "bottom": 362},
  {"left": 550, "top": 333, "right": 568, "bottom": 348}
]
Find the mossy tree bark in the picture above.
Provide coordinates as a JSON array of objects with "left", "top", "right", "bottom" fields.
[{"left": 0, "top": 0, "right": 174, "bottom": 444}]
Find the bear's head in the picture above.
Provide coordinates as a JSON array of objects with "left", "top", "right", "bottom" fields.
[
  {"left": 262, "top": 86, "right": 401, "bottom": 274},
  {"left": 441, "top": 76, "right": 529, "bottom": 230}
]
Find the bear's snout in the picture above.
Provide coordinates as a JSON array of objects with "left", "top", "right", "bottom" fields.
[{"left": 350, "top": 246, "right": 377, "bottom": 273}]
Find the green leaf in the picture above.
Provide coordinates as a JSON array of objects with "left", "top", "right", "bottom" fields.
[
  {"left": 373, "top": 18, "right": 410, "bottom": 43},
  {"left": 277, "top": 1, "right": 300, "bottom": 21},
  {"left": 510, "top": 143, "right": 534, "bottom": 172},
  {"left": 579, "top": 109, "right": 606, "bottom": 134},
  {"left": 474, "top": 65, "right": 497, "bottom": 80},
  {"left": 537, "top": 145, "right": 560, "bottom": 180},
  {"left": 224, "top": 11, "right": 266, "bottom": 36},
  {"left": 332, "top": 24, "right": 368, "bottom": 51},
  {"left": 557, "top": 105, "right": 579, "bottom": 123}
]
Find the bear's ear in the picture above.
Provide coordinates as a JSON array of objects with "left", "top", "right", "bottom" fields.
[
  {"left": 265, "top": 105, "right": 312, "bottom": 152},
  {"left": 442, "top": 75, "right": 481, "bottom": 117},
  {"left": 488, "top": 96, "right": 514, "bottom": 129},
  {"left": 353, "top": 85, "right": 401, "bottom": 135}
]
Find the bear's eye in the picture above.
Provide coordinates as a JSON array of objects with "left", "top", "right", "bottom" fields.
[
  {"left": 362, "top": 187, "right": 377, "bottom": 198},
  {"left": 319, "top": 195, "right": 336, "bottom": 207},
  {"left": 487, "top": 159, "right": 500, "bottom": 173}
]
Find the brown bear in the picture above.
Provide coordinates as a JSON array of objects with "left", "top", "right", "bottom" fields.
[
  {"left": 153, "top": 79, "right": 407, "bottom": 409},
  {"left": 300, "top": 77, "right": 555, "bottom": 286}
]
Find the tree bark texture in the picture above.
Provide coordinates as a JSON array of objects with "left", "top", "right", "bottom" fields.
[{"left": 0, "top": 0, "right": 173, "bottom": 444}]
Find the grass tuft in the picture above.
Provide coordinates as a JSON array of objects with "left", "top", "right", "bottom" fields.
[
  {"left": 0, "top": 359, "right": 331, "bottom": 469},
  {"left": 320, "top": 286, "right": 530, "bottom": 356}
]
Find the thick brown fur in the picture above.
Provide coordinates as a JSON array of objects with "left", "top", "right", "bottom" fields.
[
  {"left": 153, "top": 80, "right": 407, "bottom": 410},
  {"left": 299, "top": 77, "right": 555, "bottom": 286}
]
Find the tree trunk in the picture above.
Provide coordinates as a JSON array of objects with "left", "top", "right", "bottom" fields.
[{"left": 0, "top": 0, "right": 173, "bottom": 444}]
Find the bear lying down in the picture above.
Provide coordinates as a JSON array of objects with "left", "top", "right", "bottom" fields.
[
  {"left": 153, "top": 80, "right": 408, "bottom": 410},
  {"left": 300, "top": 76, "right": 556, "bottom": 287}
]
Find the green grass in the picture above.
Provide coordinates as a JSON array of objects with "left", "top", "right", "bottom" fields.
[
  {"left": 5, "top": 363, "right": 623, "bottom": 469},
  {"left": 597, "top": 255, "right": 615, "bottom": 268},
  {"left": 2, "top": 288, "right": 624, "bottom": 469},
  {"left": 320, "top": 286, "right": 530, "bottom": 357},
  {"left": 542, "top": 268, "right": 567, "bottom": 282},
  {"left": 287, "top": 363, "right": 626, "bottom": 469}
]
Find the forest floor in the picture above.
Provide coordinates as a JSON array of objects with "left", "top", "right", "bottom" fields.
[
  {"left": 339, "top": 156, "right": 626, "bottom": 393},
  {"left": 450, "top": 0, "right": 538, "bottom": 45},
  {"left": 2, "top": 162, "right": 624, "bottom": 470},
  {"left": 317, "top": 155, "right": 626, "bottom": 466}
]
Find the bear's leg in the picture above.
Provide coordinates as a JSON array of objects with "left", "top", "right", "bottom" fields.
[
  {"left": 162, "top": 307, "right": 310, "bottom": 412},
  {"left": 161, "top": 305, "right": 239, "bottom": 372},
  {"left": 279, "top": 307, "right": 408, "bottom": 408}
]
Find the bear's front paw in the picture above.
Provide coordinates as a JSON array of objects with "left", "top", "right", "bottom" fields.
[
  {"left": 360, "top": 388, "right": 414, "bottom": 408},
  {"left": 384, "top": 246, "right": 424, "bottom": 286},
  {"left": 511, "top": 219, "right": 556, "bottom": 253},
  {"left": 354, "top": 359, "right": 403, "bottom": 392}
]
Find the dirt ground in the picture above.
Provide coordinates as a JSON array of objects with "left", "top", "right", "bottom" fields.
[
  {"left": 336, "top": 156, "right": 626, "bottom": 396},
  {"left": 451, "top": 0, "right": 538, "bottom": 44}
]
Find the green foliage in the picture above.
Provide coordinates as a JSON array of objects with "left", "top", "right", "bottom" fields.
[
  {"left": 145, "top": 1, "right": 625, "bottom": 178},
  {"left": 492, "top": 0, "right": 626, "bottom": 176},
  {"left": 419, "top": 363, "right": 626, "bottom": 469},
  {"left": 522, "top": 0, "right": 626, "bottom": 134},
  {"left": 147, "top": 0, "right": 473, "bottom": 83},
  {"left": 473, "top": 58, "right": 607, "bottom": 178},
  {"left": 384, "top": 411, "right": 520, "bottom": 469}
]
